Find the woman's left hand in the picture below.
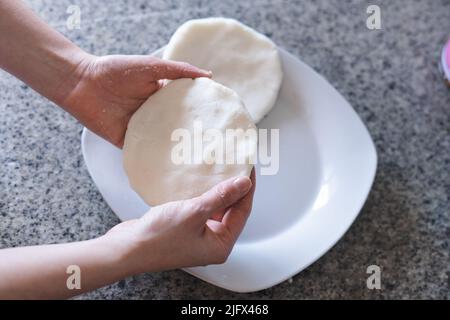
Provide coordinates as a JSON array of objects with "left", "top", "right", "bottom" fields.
[{"left": 62, "top": 54, "right": 211, "bottom": 147}]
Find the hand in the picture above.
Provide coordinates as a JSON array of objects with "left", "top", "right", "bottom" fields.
[
  {"left": 62, "top": 54, "right": 211, "bottom": 147},
  {"left": 105, "top": 169, "right": 256, "bottom": 274},
  {"left": 0, "top": 170, "right": 255, "bottom": 299}
]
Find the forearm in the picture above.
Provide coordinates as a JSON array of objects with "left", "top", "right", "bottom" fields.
[
  {"left": 0, "top": 0, "right": 89, "bottom": 105},
  {"left": 0, "top": 236, "right": 131, "bottom": 299}
]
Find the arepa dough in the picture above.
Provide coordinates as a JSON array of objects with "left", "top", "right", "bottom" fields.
[
  {"left": 123, "top": 78, "right": 257, "bottom": 206},
  {"left": 163, "top": 17, "right": 283, "bottom": 123}
]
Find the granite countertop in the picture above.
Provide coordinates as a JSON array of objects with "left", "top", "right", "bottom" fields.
[{"left": 0, "top": 0, "right": 449, "bottom": 299}]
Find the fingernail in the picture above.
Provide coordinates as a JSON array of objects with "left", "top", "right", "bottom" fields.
[
  {"left": 202, "top": 69, "right": 212, "bottom": 77},
  {"left": 233, "top": 176, "right": 252, "bottom": 193}
]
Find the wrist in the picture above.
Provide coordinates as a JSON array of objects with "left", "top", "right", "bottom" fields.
[
  {"left": 52, "top": 47, "right": 96, "bottom": 108},
  {"left": 89, "top": 234, "right": 136, "bottom": 279},
  {"left": 96, "top": 227, "right": 156, "bottom": 277}
]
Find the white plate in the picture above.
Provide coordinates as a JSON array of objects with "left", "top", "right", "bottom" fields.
[{"left": 81, "top": 46, "right": 377, "bottom": 292}]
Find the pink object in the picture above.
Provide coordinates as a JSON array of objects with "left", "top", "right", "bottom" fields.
[
  {"left": 442, "top": 38, "right": 450, "bottom": 83},
  {"left": 446, "top": 39, "right": 450, "bottom": 68}
]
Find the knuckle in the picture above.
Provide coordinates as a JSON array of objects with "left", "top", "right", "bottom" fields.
[
  {"left": 166, "top": 200, "right": 184, "bottom": 212},
  {"left": 181, "top": 200, "right": 197, "bottom": 213},
  {"left": 215, "top": 184, "right": 230, "bottom": 207},
  {"left": 181, "top": 199, "right": 206, "bottom": 220},
  {"left": 196, "top": 202, "right": 209, "bottom": 215}
]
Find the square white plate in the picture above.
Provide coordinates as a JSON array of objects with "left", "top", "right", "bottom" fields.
[{"left": 81, "top": 47, "right": 377, "bottom": 293}]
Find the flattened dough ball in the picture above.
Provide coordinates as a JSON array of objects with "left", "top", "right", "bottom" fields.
[
  {"left": 163, "top": 17, "right": 283, "bottom": 123},
  {"left": 123, "top": 78, "right": 257, "bottom": 206}
]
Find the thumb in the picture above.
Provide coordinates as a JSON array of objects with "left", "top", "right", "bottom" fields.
[{"left": 194, "top": 176, "right": 253, "bottom": 217}]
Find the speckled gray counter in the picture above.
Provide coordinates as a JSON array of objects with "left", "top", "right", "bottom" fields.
[{"left": 0, "top": 0, "right": 449, "bottom": 299}]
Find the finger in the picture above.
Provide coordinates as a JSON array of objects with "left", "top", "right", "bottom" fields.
[
  {"left": 231, "top": 168, "right": 256, "bottom": 216},
  {"left": 195, "top": 175, "right": 252, "bottom": 218},
  {"left": 150, "top": 58, "right": 212, "bottom": 80},
  {"left": 209, "top": 211, "right": 224, "bottom": 222},
  {"left": 221, "top": 168, "right": 256, "bottom": 241},
  {"left": 208, "top": 172, "right": 253, "bottom": 222}
]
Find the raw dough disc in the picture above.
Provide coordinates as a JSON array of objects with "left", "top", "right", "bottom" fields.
[
  {"left": 163, "top": 17, "right": 283, "bottom": 123},
  {"left": 123, "top": 78, "right": 257, "bottom": 206}
]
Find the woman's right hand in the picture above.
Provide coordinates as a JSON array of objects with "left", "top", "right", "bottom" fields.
[{"left": 105, "top": 169, "right": 256, "bottom": 275}]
